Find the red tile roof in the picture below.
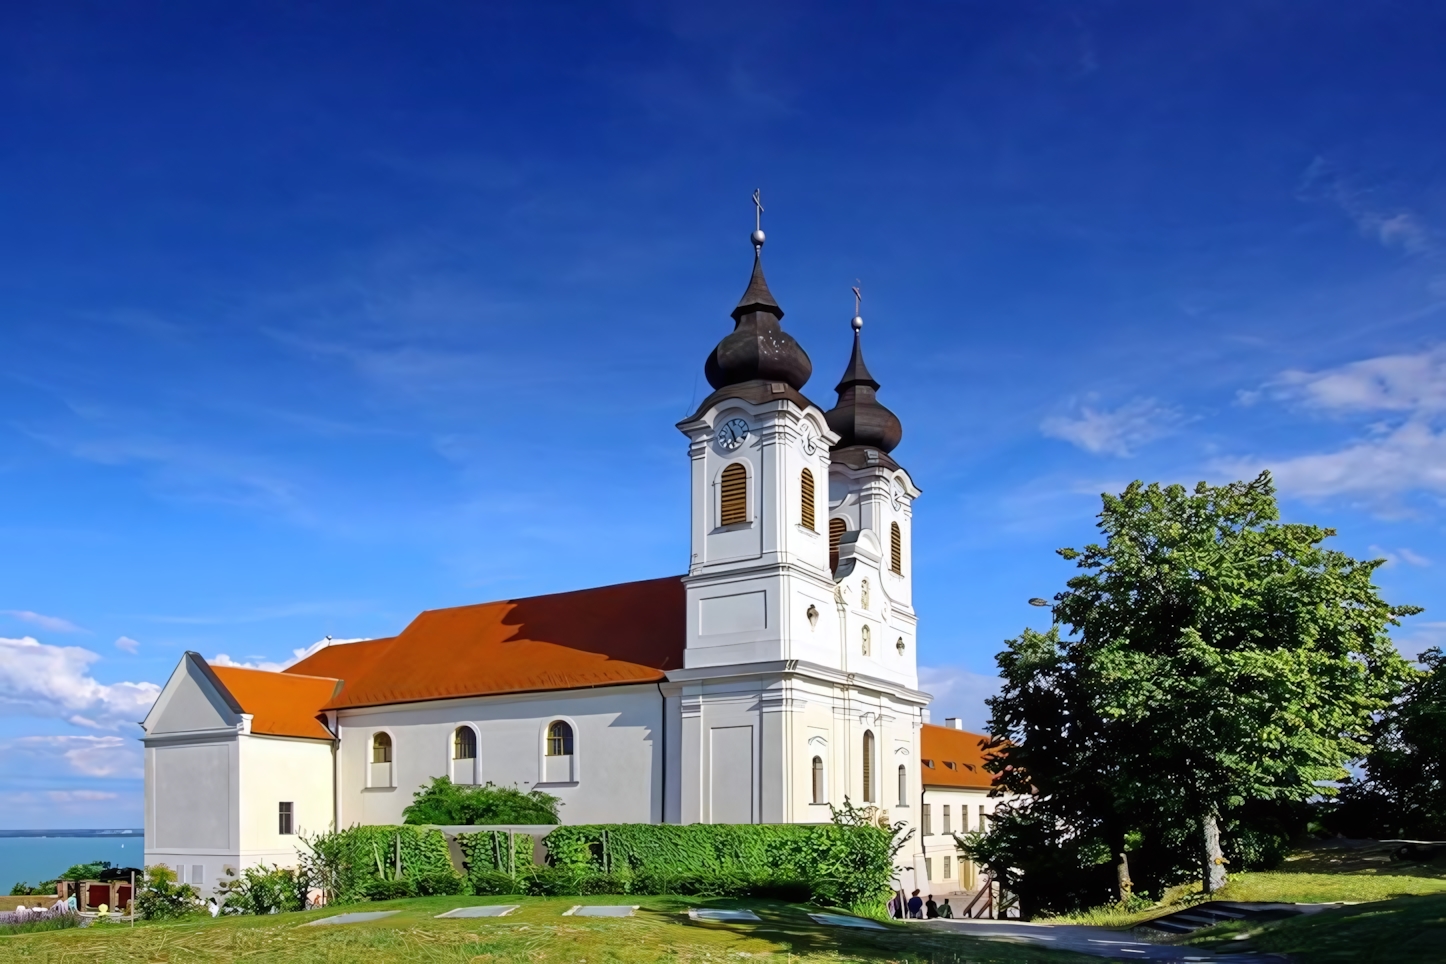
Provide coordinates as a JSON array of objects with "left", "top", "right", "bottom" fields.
[
  {"left": 286, "top": 576, "right": 686, "bottom": 710},
  {"left": 209, "top": 665, "right": 339, "bottom": 740},
  {"left": 919, "top": 723, "right": 996, "bottom": 790}
]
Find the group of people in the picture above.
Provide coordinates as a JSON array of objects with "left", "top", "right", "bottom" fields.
[
  {"left": 888, "top": 888, "right": 953, "bottom": 920},
  {"left": 3, "top": 895, "right": 78, "bottom": 923}
]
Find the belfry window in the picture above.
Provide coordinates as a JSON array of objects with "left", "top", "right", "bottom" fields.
[
  {"left": 812, "top": 756, "right": 825, "bottom": 804},
  {"left": 546, "top": 720, "right": 574, "bottom": 756},
  {"left": 862, "top": 730, "right": 875, "bottom": 802},
  {"left": 720, "top": 463, "right": 747, "bottom": 526},
  {"left": 453, "top": 727, "right": 476, "bottom": 760},
  {"left": 861, "top": 624, "right": 871, "bottom": 656},
  {"left": 829, "top": 518, "right": 847, "bottom": 572},
  {"left": 800, "top": 469, "right": 816, "bottom": 531},
  {"left": 371, "top": 732, "right": 392, "bottom": 764},
  {"left": 890, "top": 522, "right": 903, "bottom": 575}
]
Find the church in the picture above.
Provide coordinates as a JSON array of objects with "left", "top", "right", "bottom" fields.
[{"left": 139, "top": 224, "right": 1000, "bottom": 898}]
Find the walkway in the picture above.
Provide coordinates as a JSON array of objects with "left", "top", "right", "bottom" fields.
[{"left": 919, "top": 918, "right": 1288, "bottom": 962}]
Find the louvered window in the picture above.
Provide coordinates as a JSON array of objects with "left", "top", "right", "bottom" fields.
[
  {"left": 862, "top": 730, "right": 875, "bottom": 802},
  {"left": 800, "top": 469, "right": 816, "bottom": 531},
  {"left": 829, "top": 518, "right": 846, "bottom": 572},
  {"left": 720, "top": 463, "right": 747, "bottom": 526},
  {"left": 890, "top": 522, "right": 903, "bottom": 575},
  {"left": 453, "top": 726, "right": 476, "bottom": 760}
]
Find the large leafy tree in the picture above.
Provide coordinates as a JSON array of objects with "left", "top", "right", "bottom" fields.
[
  {"left": 983, "top": 473, "right": 1416, "bottom": 902},
  {"left": 1335, "top": 647, "right": 1446, "bottom": 839}
]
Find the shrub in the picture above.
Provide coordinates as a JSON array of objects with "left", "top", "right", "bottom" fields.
[
  {"left": 415, "top": 869, "right": 465, "bottom": 896},
  {"left": 361, "top": 877, "right": 416, "bottom": 900},
  {"left": 300, "top": 825, "right": 456, "bottom": 904},
  {"left": 217, "top": 864, "right": 306, "bottom": 915},
  {"left": 403, "top": 777, "right": 561, "bottom": 826},
  {"left": 135, "top": 865, "right": 203, "bottom": 921}
]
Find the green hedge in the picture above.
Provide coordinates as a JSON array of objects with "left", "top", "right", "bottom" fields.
[{"left": 303, "top": 825, "right": 461, "bottom": 903}]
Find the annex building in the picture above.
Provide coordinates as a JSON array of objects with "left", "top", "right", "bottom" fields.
[{"left": 140, "top": 229, "right": 1000, "bottom": 897}]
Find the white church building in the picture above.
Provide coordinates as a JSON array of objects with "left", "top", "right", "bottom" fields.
[{"left": 140, "top": 228, "right": 1000, "bottom": 895}]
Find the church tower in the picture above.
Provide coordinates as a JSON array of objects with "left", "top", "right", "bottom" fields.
[{"left": 670, "top": 207, "right": 927, "bottom": 835}]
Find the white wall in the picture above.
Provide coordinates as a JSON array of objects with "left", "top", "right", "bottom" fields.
[
  {"left": 335, "top": 684, "right": 664, "bottom": 827},
  {"left": 918, "top": 786, "right": 998, "bottom": 894},
  {"left": 238, "top": 735, "right": 334, "bottom": 870}
]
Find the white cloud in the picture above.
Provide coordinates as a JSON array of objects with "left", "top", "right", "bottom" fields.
[
  {"left": 1041, "top": 398, "right": 1181, "bottom": 457},
  {"left": 0, "top": 637, "right": 160, "bottom": 730},
  {"left": 211, "top": 636, "right": 369, "bottom": 674},
  {"left": 918, "top": 665, "right": 1000, "bottom": 734},
  {"left": 1299, "top": 157, "right": 1434, "bottom": 255},
  {"left": 1226, "top": 348, "right": 1446, "bottom": 502},
  {"left": 1, "top": 610, "right": 84, "bottom": 633},
  {"left": 1392, "top": 621, "right": 1446, "bottom": 661},
  {"left": 0, "top": 735, "right": 141, "bottom": 778},
  {"left": 1369, "top": 545, "right": 1431, "bottom": 568},
  {"left": 114, "top": 636, "right": 140, "bottom": 654}
]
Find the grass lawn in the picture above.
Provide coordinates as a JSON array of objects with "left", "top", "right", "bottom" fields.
[
  {"left": 1186, "top": 892, "right": 1446, "bottom": 963},
  {"left": 0, "top": 895, "right": 1097, "bottom": 964}
]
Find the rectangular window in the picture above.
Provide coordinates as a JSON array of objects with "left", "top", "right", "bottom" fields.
[
  {"left": 172, "top": 864, "right": 184, "bottom": 884},
  {"left": 191, "top": 865, "right": 204, "bottom": 887},
  {"left": 979, "top": 804, "right": 988, "bottom": 831},
  {"left": 921, "top": 803, "right": 932, "bottom": 836},
  {"left": 925, "top": 857, "right": 933, "bottom": 880},
  {"left": 943, "top": 855, "right": 952, "bottom": 879},
  {"left": 942, "top": 804, "right": 951, "bottom": 835},
  {"left": 962, "top": 805, "right": 971, "bottom": 833},
  {"left": 279, "top": 801, "right": 294, "bottom": 835}
]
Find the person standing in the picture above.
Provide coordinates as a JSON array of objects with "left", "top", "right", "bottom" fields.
[{"left": 925, "top": 895, "right": 938, "bottom": 919}]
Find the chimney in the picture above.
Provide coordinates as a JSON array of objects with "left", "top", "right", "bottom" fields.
[{"left": 944, "top": 717, "right": 963, "bottom": 730}]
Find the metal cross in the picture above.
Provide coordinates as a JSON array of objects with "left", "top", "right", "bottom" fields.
[
  {"left": 752, "top": 189, "right": 764, "bottom": 231},
  {"left": 852, "top": 282, "right": 862, "bottom": 315}
]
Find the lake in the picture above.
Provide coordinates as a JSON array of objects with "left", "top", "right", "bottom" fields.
[{"left": 0, "top": 833, "right": 144, "bottom": 890}]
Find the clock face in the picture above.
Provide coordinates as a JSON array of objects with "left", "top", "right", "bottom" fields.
[{"left": 716, "top": 418, "right": 750, "bottom": 450}]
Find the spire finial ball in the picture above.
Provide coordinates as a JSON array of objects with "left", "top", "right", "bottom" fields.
[
  {"left": 851, "top": 314, "right": 863, "bottom": 331},
  {"left": 751, "top": 228, "right": 766, "bottom": 247}
]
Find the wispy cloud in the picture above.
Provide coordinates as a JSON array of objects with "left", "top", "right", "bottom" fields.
[
  {"left": 0, "top": 735, "right": 140, "bottom": 778},
  {"left": 1223, "top": 347, "right": 1446, "bottom": 503},
  {"left": 1299, "top": 157, "right": 1434, "bottom": 255},
  {"left": 1, "top": 610, "right": 84, "bottom": 634},
  {"left": 918, "top": 665, "right": 1001, "bottom": 734},
  {"left": 0, "top": 637, "right": 159, "bottom": 730},
  {"left": 1369, "top": 545, "right": 1431, "bottom": 568},
  {"left": 1041, "top": 397, "right": 1182, "bottom": 457},
  {"left": 114, "top": 636, "right": 140, "bottom": 654},
  {"left": 211, "top": 636, "right": 369, "bottom": 673}
]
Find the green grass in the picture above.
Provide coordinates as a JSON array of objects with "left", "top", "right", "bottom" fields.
[
  {"left": 0, "top": 895, "right": 1095, "bottom": 964},
  {"left": 1186, "top": 892, "right": 1446, "bottom": 963}
]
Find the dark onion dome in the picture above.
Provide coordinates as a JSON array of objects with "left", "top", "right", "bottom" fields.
[
  {"left": 703, "top": 251, "right": 812, "bottom": 391},
  {"left": 825, "top": 317, "right": 903, "bottom": 453}
]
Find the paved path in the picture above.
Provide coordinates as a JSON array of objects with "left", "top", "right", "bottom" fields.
[{"left": 918, "top": 919, "right": 1287, "bottom": 962}]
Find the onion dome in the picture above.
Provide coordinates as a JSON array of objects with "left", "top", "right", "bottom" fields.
[
  {"left": 703, "top": 243, "right": 812, "bottom": 391},
  {"left": 825, "top": 315, "right": 903, "bottom": 453}
]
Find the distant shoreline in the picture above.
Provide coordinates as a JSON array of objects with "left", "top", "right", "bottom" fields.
[{"left": 0, "top": 830, "right": 142, "bottom": 839}]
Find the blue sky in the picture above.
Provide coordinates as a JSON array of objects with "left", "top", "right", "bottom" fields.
[{"left": 2, "top": 2, "right": 1444, "bottom": 829}]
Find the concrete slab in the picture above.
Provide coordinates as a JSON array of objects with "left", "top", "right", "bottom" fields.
[
  {"left": 564, "top": 905, "right": 639, "bottom": 917},
  {"left": 920, "top": 919, "right": 1288, "bottom": 962},
  {"left": 808, "top": 912, "right": 887, "bottom": 929},
  {"left": 689, "top": 908, "right": 761, "bottom": 922},
  {"left": 306, "top": 911, "right": 399, "bottom": 926},
  {"left": 436, "top": 905, "right": 521, "bottom": 919}
]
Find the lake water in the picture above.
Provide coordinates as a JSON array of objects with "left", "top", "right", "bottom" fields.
[{"left": 0, "top": 834, "right": 144, "bottom": 890}]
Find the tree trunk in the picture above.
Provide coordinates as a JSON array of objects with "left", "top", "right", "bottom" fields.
[
  {"left": 1201, "top": 811, "right": 1227, "bottom": 893},
  {"left": 1116, "top": 852, "right": 1133, "bottom": 903}
]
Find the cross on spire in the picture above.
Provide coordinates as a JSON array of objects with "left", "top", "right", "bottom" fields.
[
  {"left": 750, "top": 190, "right": 766, "bottom": 250},
  {"left": 851, "top": 281, "right": 863, "bottom": 331}
]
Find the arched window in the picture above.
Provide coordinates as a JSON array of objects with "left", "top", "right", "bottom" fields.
[
  {"left": 371, "top": 732, "right": 392, "bottom": 764},
  {"left": 812, "top": 756, "right": 825, "bottom": 804},
  {"left": 861, "top": 624, "right": 871, "bottom": 656},
  {"left": 720, "top": 463, "right": 748, "bottom": 526},
  {"left": 898, "top": 764, "right": 908, "bottom": 807},
  {"left": 546, "top": 720, "right": 574, "bottom": 756},
  {"left": 862, "top": 730, "right": 875, "bottom": 803},
  {"left": 861, "top": 579, "right": 870, "bottom": 610},
  {"left": 800, "top": 469, "right": 816, "bottom": 531},
  {"left": 890, "top": 522, "right": 903, "bottom": 575},
  {"left": 829, "top": 518, "right": 847, "bottom": 572},
  {"left": 453, "top": 727, "right": 476, "bottom": 760}
]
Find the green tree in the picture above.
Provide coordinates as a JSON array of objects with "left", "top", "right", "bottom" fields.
[
  {"left": 1335, "top": 647, "right": 1446, "bottom": 839},
  {"left": 402, "top": 777, "right": 560, "bottom": 826},
  {"left": 983, "top": 473, "right": 1417, "bottom": 903}
]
